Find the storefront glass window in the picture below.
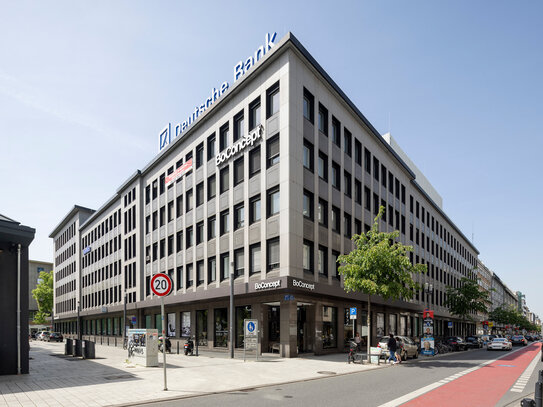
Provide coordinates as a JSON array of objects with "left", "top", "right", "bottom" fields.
[
  {"left": 235, "top": 306, "right": 252, "bottom": 348},
  {"left": 181, "top": 311, "right": 191, "bottom": 337},
  {"left": 400, "top": 316, "right": 407, "bottom": 336},
  {"left": 388, "top": 314, "right": 397, "bottom": 335},
  {"left": 196, "top": 310, "right": 208, "bottom": 346},
  {"left": 113, "top": 318, "right": 118, "bottom": 336},
  {"left": 145, "top": 315, "right": 152, "bottom": 329},
  {"left": 376, "top": 313, "right": 385, "bottom": 338},
  {"left": 268, "top": 306, "right": 280, "bottom": 343},
  {"left": 155, "top": 314, "right": 162, "bottom": 334},
  {"left": 214, "top": 308, "right": 228, "bottom": 347},
  {"left": 322, "top": 306, "right": 337, "bottom": 349}
]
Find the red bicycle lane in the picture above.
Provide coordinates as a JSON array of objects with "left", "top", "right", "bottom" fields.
[{"left": 402, "top": 342, "right": 542, "bottom": 407}]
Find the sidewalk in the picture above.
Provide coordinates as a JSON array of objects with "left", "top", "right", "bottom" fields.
[{"left": 0, "top": 341, "right": 381, "bottom": 407}]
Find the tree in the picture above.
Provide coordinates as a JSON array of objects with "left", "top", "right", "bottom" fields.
[
  {"left": 444, "top": 277, "right": 490, "bottom": 334},
  {"left": 32, "top": 270, "right": 54, "bottom": 325},
  {"left": 338, "top": 206, "right": 427, "bottom": 361}
]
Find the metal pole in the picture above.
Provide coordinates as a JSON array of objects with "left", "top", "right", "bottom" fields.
[
  {"left": 17, "top": 244, "right": 21, "bottom": 375},
  {"left": 77, "top": 301, "right": 80, "bottom": 340},
  {"left": 161, "top": 296, "right": 167, "bottom": 391},
  {"left": 123, "top": 292, "right": 127, "bottom": 339},
  {"left": 535, "top": 380, "right": 542, "bottom": 407},
  {"left": 230, "top": 261, "right": 234, "bottom": 359}
]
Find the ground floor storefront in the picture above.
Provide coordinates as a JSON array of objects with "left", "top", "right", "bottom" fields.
[{"left": 55, "top": 276, "right": 475, "bottom": 357}]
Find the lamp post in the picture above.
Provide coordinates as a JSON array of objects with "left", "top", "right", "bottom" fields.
[
  {"left": 123, "top": 291, "right": 127, "bottom": 339},
  {"left": 77, "top": 300, "right": 81, "bottom": 340},
  {"left": 424, "top": 282, "right": 433, "bottom": 311},
  {"left": 230, "top": 261, "right": 235, "bottom": 359}
]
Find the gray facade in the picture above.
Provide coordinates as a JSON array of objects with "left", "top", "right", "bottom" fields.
[{"left": 50, "top": 33, "right": 479, "bottom": 356}]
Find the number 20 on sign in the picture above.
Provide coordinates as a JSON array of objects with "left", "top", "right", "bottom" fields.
[{"left": 151, "top": 273, "right": 172, "bottom": 296}]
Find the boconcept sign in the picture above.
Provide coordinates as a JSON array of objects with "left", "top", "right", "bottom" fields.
[
  {"left": 216, "top": 125, "right": 263, "bottom": 166},
  {"left": 159, "top": 32, "right": 278, "bottom": 151}
]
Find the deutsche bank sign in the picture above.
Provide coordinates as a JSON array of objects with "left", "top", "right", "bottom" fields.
[
  {"left": 216, "top": 125, "right": 263, "bottom": 166},
  {"left": 159, "top": 32, "right": 277, "bottom": 151}
]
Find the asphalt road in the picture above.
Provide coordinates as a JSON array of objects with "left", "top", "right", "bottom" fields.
[{"left": 135, "top": 343, "right": 543, "bottom": 407}]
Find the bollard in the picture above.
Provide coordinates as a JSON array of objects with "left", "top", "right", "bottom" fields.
[
  {"left": 539, "top": 370, "right": 543, "bottom": 384},
  {"left": 177, "top": 341, "right": 179, "bottom": 354},
  {"left": 115, "top": 337, "right": 117, "bottom": 347},
  {"left": 535, "top": 381, "right": 542, "bottom": 407},
  {"left": 521, "top": 398, "right": 536, "bottom": 407},
  {"left": 107, "top": 337, "right": 110, "bottom": 346}
]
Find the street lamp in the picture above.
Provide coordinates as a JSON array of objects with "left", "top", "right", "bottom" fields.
[
  {"left": 77, "top": 300, "right": 81, "bottom": 340},
  {"left": 424, "top": 282, "right": 434, "bottom": 311}
]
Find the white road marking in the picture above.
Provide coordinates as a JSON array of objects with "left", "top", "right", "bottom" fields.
[
  {"left": 509, "top": 348, "right": 541, "bottom": 393},
  {"left": 378, "top": 346, "right": 528, "bottom": 407}
]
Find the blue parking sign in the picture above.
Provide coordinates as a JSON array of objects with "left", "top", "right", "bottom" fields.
[{"left": 350, "top": 307, "right": 357, "bottom": 319}]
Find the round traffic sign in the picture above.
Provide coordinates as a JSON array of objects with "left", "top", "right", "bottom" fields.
[
  {"left": 150, "top": 273, "right": 172, "bottom": 296},
  {"left": 247, "top": 321, "right": 255, "bottom": 333}
]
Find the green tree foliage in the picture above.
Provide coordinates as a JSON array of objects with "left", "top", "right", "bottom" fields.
[
  {"left": 444, "top": 277, "right": 490, "bottom": 324},
  {"left": 489, "top": 305, "right": 540, "bottom": 332},
  {"left": 32, "top": 270, "right": 53, "bottom": 324},
  {"left": 338, "top": 206, "right": 427, "bottom": 359}
]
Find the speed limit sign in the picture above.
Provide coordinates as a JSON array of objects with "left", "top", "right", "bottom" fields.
[{"left": 150, "top": 273, "right": 172, "bottom": 297}]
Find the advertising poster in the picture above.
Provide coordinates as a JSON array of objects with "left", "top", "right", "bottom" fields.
[
  {"left": 422, "top": 311, "right": 435, "bottom": 356},
  {"left": 181, "top": 311, "right": 191, "bottom": 337},
  {"left": 421, "top": 337, "right": 435, "bottom": 355},
  {"left": 167, "top": 313, "right": 176, "bottom": 337}
]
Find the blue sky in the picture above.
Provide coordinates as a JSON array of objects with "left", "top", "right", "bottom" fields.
[{"left": 1, "top": 1, "right": 541, "bottom": 318}]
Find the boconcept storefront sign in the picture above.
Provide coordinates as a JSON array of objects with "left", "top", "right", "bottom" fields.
[
  {"left": 159, "top": 32, "right": 277, "bottom": 151},
  {"left": 292, "top": 279, "right": 315, "bottom": 291},
  {"left": 255, "top": 280, "right": 281, "bottom": 291},
  {"left": 216, "top": 125, "right": 263, "bottom": 166}
]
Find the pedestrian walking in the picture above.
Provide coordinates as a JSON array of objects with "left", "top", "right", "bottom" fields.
[
  {"left": 387, "top": 334, "right": 398, "bottom": 364},
  {"left": 395, "top": 337, "right": 402, "bottom": 364}
]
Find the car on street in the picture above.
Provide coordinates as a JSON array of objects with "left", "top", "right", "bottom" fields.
[
  {"left": 378, "top": 336, "right": 419, "bottom": 360},
  {"left": 510, "top": 335, "right": 527, "bottom": 346},
  {"left": 444, "top": 336, "right": 467, "bottom": 351},
  {"left": 48, "top": 332, "right": 64, "bottom": 342},
  {"left": 464, "top": 336, "right": 483, "bottom": 349},
  {"left": 37, "top": 331, "right": 51, "bottom": 341},
  {"left": 487, "top": 338, "right": 512, "bottom": 351}
]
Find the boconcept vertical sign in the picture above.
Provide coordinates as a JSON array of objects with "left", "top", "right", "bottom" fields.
[{"left": 159, "top": 32, "right": 277, "bottom": 151}]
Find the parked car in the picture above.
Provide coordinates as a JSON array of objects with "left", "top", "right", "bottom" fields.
[
  {"left": 487, "top": 338, "right": 512, "bottom": 351},
  {"left": 510, "top": 335, "right": 527, "bottom": 346},
  {"left": 464, "top": 336, "right": 483, "bottom": 349},
  {"left": 37, "top": 331, "right": 51, "bottom": 341},
  {"left": 444, "top": 336, "right": 467, "bottom": 351},
  {"left": 48, "top": 332, "right": 64, "bottom": 342},
  {"left": 378, "top": 336, "right": 419, "bottom": 360}
]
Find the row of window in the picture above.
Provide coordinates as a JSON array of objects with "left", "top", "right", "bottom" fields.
[
  {"left": 82, "top": 285, "right": 122, "bottom": 309},
  {"left": 55, "top": 243, "right": 76, "bottom": 267},
  {"left": 55, "top": 261, "right": 75, "bottom": 282},
  {"left": 56, "top": 298, "right": 75, "bottom": 314},
  {"left": 123, "top": 187, "right": 136, "bottom": 208},
  {"left": 56, "top": 279, "right": 75, "bottom": 297},
  {"left": 82, "top": 235, "right": 122, "bottom": 269},
  {"left": 82, "top": 208, "right": 122, "bottom": 249},
  {"left": 82, "top": 260, "right": 121, "bottom": 289},
  {"left": 55, "top": 222, "right": 75, "bottom": 252}
]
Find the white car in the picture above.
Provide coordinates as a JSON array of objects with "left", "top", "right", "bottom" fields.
[{"left": 487, "top": 338, "right": 512, "bottom": 351}]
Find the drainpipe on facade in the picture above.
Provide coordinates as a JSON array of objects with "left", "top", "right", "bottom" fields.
[{"left": 17, "top": 243, "right": 21, "bottom": 375}]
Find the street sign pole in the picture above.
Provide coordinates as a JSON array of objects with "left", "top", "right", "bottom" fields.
[{"left": 161, "top": 295, "right": 167, "bottom": 391}]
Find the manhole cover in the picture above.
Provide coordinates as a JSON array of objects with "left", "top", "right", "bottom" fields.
[
  {"left": 317, "top": 371, "right": 337, "bottom": 375},
  {"left": 104, "top": 374, "right": 135, "bottom": 381}
]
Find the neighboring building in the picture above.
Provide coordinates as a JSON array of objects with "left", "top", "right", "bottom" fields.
[
  {"left": 28, "top": 260, "right": 54, "bottom": 335},
  {"left": 0, "top": 214, "right": 35, "bottom": 375},
  {"left": 476, "top": 259, "right": 492, "bottom": 334},
  {"left": 50, "top": 32, "right": 479, "bottom": 357},
  {"left": 516, "top": 291, "right": 527, "bottom": 316}
]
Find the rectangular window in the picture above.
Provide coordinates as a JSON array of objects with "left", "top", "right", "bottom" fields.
[
  {"left": 220, "top": 210, "right": 230, "bottom": 235},
  {"left": 354, "top": 140, "right": 362, "bottom": 166},
  {"left": 318, "top": 245, "right": 327, "bottom": 276},
  {"left": 331, "top": 206, "right": 340, "bottom": 233},
  {"left": 267, "top": 238, "right": 280, "bottom": 271},
  {"left": 159, "top": 206, "right": 165, "bottom": 226},
  {"left": 266, "top": 81, "right": 280, "bottom": 118},
  {"left": 267, "top": 186, "right": 280, "bottom": 217},
  {"left": 395, "top": 179, "right": 400, "bottom": 199},
  {"left": 208, "top": 215, "right": 216, "bottom": 240},
  {"left": 234, "top": 203, "right": 245, "bottom": 230},
  {"left": 249, "top": 146, "right": 261, "bottom": 177},
  {"left": 364, "top": 187, "right": 371, "bottom": 211},
  {"left": 145, "top": 215, "right": 150, "bottom": 234},
  {"left": 196, "top": 182, "right": 204, "bottom": 207},
  {"left": 355, "top": 219, "right": 362, "bottom": 235},
  {"left": 317, "top": 198, "right": 328, "bottom": 226},
  {"left": 303, "top": 240, "right": 313, "bottom": 273},
  {"left": 249, "top": 97, "right": 261, "bottom": 130},
  {"left": 303, "top": 189, "right": 314, "bottom": 220},
  {"left": 373, "top": 157, "right": 380, "bottom": 181},
  {"left": 233, "top": 157, "right": 244, "bottom": 186},
  {"left": 344, "top": 171, "right": 352, "bottom": 197},
  {"left": 354, "top": 180, "right": 362, "bottom": 205},
  {"left": 249, "top": 194, "right": 261, "bottom": 224},
  {"left": 196, "top": 142, "right": 204, "bottom": 169},
  {"left": 214, "top": 308, "right": 228, "bottom": 348},
  {"left": 318, "top": 151, "right": 328, "bottom": 181},
  {"left": 152, "top": 180, "right": 158, "bottom": 199},
  {"left": 318, "top": 103, "right": 328, "bottom": 135},
  {"left": 331, "top": 116, "right": 340, "bottom": 147},
  {"left": 159, "top": 173, "right": 165, "bottom": 194},
  {"left": 207, "top": 133, "right": 216, "bottom": 161},
  {"left": 160, "top": 238, "right": 165, "bottom": 258},
  {"left": 220, "top": 252, "right": 230, "bottom": 281},
  {"left": 267, "top": 134, "right": 280, "bottom": 167},
  {"left": 331, "top": 161, "right": 340, "bottom": 190},
  {"left": 186, "top": 264, "right": 193, "bottom": 288},
  {"left": 303, "top": 88, "right": 314, "bottom": 123},
  {"left": 220, "top": 166, "right": 229, "bottom": 194},
  {"left": 233, "top": 111, "right": 244, "bottom": 142},
  {"left": 176, "top": 195, "right": 183, "bottom": 218},
  {"left": 364, "top": 148, "right": 371, "bottom": 174},
  {"left": 303, "top": 139, "right": 314, "bottom": 171},
  {"left": 186, "top": 189, "right": 193, "bottom": 212},
  {"left": 145, "top": 185, "right": 150, "bottom": 204},
  {"left": 219, "top": 123, "right": 229, "bottom": 151},
  {"left": 185, "top": 151, "right": 193, "bottom": 175},
  {"left": 249, "top": 243, "right": 261, "bottom": 275},
  {"left": 167, "top": 235, "right": 173, "bottom": 256},
  {"left": 234, "top": 248, "right": 244, "bottom": 278},
  {"left": 373, "top": 193, "right": 379, "bottom": 215},
  {"left": 196, "top": 260, "right": 204, "bottom": 286},
  {"left": 331, "top": 250, "right": 340, "bottom": 279},
  {"left": 167, "top": 201, "right": 174, "bottom": 222},
  {"left": 196, "top": 221, "right": 204, "bottom": 245},
  {"left": 176, "top": 231, "right": 183, "bottom": 252},
  {"left": 344, "top": 212, "right": 352, "bottom": 237},
  {"left": 208, "top": 257, "right": 216, "bottom": 283},
  {"left": 322, "top": 306, "right": 337, "bottom": 348},
  {"left": 207, "top": 174, "right": 216, "bottom": 200},
  {"left": 186, "top": 226, "right": 193, "bottom": 247},
  {"left": 344, "top": 128, "right": 352, "bottom": 156}
]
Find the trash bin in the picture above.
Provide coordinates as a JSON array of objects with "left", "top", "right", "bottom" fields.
[
  {"left": 73, "top": 339, "right": 82, "bottom": 357},
  {"left": 65, "top": 338, "right": 73, "bottom": 355},
  {"left": 83, "top": 340, "right": 95, "bottom": 359}
]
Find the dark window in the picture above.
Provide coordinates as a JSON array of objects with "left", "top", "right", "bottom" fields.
[
  {"left": 196, "top": 260, "right": 204, "bottom": 286},
  {"left": 159, "top": 206, "right": 165, "bottom": 226},
  {"left": 381, "top": 165, "right": 387, "bottom": 188},
  {"left": 331, "top": 206, "right": 340, "bottom": 233},
  {"left": 267, "top": 238, "right": 280, "bottom": 271},
  {"left": 364, "top": 187, "right": 371, "bottom": 211},
  {"left": 208, "top": 257, "right": 216, "bottom": 283},
  {"left": 219, "top": 123, "right": 229, "bottom": 151},
  {"left": 364, "top": 148, "right": 371, "bottom": 174},
  {"left": 208, "top": 215, "right": 216, "bottom": 240},
  {"left": 220, "top": 252, "right": 230, "bottom": 281},
  {"left": 303, "top": 139, "right": 314, "bottom": 171},
  {"left": 267, "top": 186, "right": 280, "bottom": 217},
  {"left": 249, "top": 146, "right": 261, "bottom": 177},
  {"left": 145, "top": 185, "right": 150, "bottom": 204},
  {"left": 196, "top": 182, "right": 204, "bottom": 207},
  {"left": 302, "top": 240, "right": 313, "bottom": 273},
  {"left": 344, "top": 171, "right": 351, "bottom": 198},
  {"left": 249, "top": 243, "right": 261, "bottom": 275},
  {"left": 233, "top": 110, "right": 244, "bottom": 142},
  {"left": 167, "top": 235, "right": 173, "bottom": 256},
  {"left": 331, "top": 251, "right": 340, "bottom": 279},
  {"left": 160, "top": 238, "right": 165, "bottom": 258},
  {"left": 176, "top": 231, "right": 183, "bottom": 252},
  {"left": 373, "top": 157, "right": 380, "bottom": 181},
  {"left": 208, "top": 174, "right": 216, "bottom": 200},
  {"left": 186, "top": 189, "right": 193, "bottom": 212},
  {"left": 233, "top": 157, "right": 244, "bottom": 186},
  {"left": 249, "top": 97, "right": 261, "bottom": 130},
  {"left": 207, "top": 133, "right": 216, "bottom": 161},
  {"left": 318, "top": 245, "right": 328, "bottom": 276},
  {"left": 266, "top": 81, "right": 280, "bottom": 118},
  {"left": 355, "top": 219, "right": 362, "bottom": 235},
  {"left": 318, "top": 151, "right": 328, "bottom": 181},
  {"left": 373, "top": 193, "right": 379, "bottom": 215},
  {"left": 196, "top": 143, "right": 204, "bottom": 168},
  {"left": 234, "top": 248, "right": 244, "bottom": 278},
  {"left": 303, "top": 189, "right": 314, "bottom": 220},
  {"left": 331, "top": 161, "right": 340, "bottom": 190},
  {"left": 344, "top": 213, "right": 352, "bottom": 237},
  {"left": 354, "top": 140, "right": 362, "bottom": 166},
  {"left": 303, "top": 88, "right": 314, "bottom": 123},
  {"left": 267, "top": 134, "right": 280, "bottom": 167},
  {"left": 220, "top": 210, "right": 230, "bottom": 235},
  {"left": 196, "top": 221, "right": 204, "bottom": 245},
  {"left": 176, "top": 195, "right": 183, "bottom": 217},
  {"left": 167, "top": 201, "right": 174, "bottom": 222},
  {"left": 159, "top": 173, "right": 165, "bottom": 194},
  {"left": 152, "top": 180, "right": 158, "bottom": 199},
  {"left": 234, "top": 203, "right": 245, "bottom": 230},
  {"left": 318, "top": 103, "right": 328, "bottom": 135},
  {"left": 186, "top": 264, "right": 193, "bottom": 288},
  {"left": 331, "top": 116, "right": 340, "bottom": 147},
  {"left": 220, "top": 166, "right": 229, "bottom": 194},
  {"left": 344, "top": 128, "right": 352, "bottom": 156},
  {"left": 249, "top": 194, "right": 261, "bottom": 224},
  {"left": 354, "top": 180, "right": 362, "bottom": 205},
  {"left": 317, "top": 198, "right": 328, "bottom": 226},
  {"left": 186, "top": 226, "right": 193, "bottom": 247}
]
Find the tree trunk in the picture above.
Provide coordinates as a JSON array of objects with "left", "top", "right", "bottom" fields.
[{"left": 367, "top": 295, "right": 371, "bottom": 363}]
